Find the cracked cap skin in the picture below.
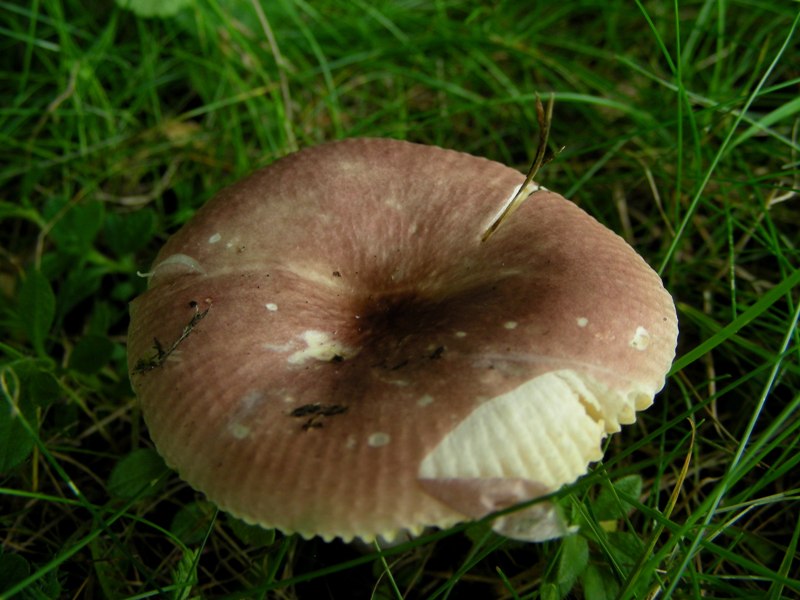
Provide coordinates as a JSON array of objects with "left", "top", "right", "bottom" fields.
[{"left": 127, "top": 138, "right": 678, "bottom": 542}]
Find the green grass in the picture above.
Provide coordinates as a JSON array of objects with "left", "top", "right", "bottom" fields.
[{"left": 2, "top": 0, "right": 799, "bottom": 598}]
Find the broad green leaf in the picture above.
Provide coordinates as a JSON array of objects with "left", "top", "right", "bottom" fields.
[
  {"left": 104, "top": 209, "right": 157, "bottom": 256},
  {"left": 557, "top": 534, "right": 589, "bottom": 596},
  {"left": 582, "top": 563, "right": 620, "bottom": 600},
  {"left": 540, "top": 582, "right": 560, "bottom": 600},
  {"left": 55, "top": 265, "right": 105, "bottom": 323},
  {"left": 594, "top": 475, "right": 643, "bottom": 521},
  {"left": 116, "top": 0, "right": 193, "bottom": 18},
  {"left": 0, "top": 552, "right": 30, "bottom": 594},
  {"left": 89, "top": 536, "right": 128, "bottom": 600},
  {"left": 227, "top": 515, "right": 276, "bottom": 548},
  {"left": 39, "top": 567, "right": 63, "bottom": 599},
  {"left": 25, "top": 369, "right": 60, "bottom": 409},
  {"left": 108, "top": 448, "right": 168, "bottom": 499},
  {"left": 18, "top": 270, "right": 56, "bottom": 356},
  {"left": 0, "top": 551, "right": 61, "bottom": 598},
  {"left": 69, "top": 334, "right": 115, "bottom": 375},
  {"left": 0, "top": 366, "right": 55, "bottom": 470},
  {"left": 607, "top": 532, "right": 644, "bottom": 571},
  {"left": 48, "top": 200, "right": 104, "bottom": 256},
  {"left": 51, "top": 400, "right": 80, "bottom": 437},
  {"left": 0, "top": 383, "right": 37, "bottom": 472},
  {"left": 112, "top": 279, "right": 141, "bottom": 302},
  {"left": 171, "top": 501, "right": 214, "bottom": 546},
  {"left": 87, "top": 301, "right": 115, "bottom": 336},
  {"left": 9, "top": 362, "right": 59, "bottom": 409}
]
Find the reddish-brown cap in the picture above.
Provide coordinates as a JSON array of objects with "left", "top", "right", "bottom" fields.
[{"left": 127, "top": 138, "right": 678, "bottom": 542}]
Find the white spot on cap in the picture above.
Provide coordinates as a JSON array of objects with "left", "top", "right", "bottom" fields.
[
  {"left": 229, "top": 423, "right": 250, "bottom": 439},
  {"left": 368, "top": 432, "right": 391, "bottom": 447},
  {"left": 265, "top": 303, "right": 278, "bottom": 311},
  {"left": 504, "top": 321, "right": 518, "bottom": 330},
  {"left": 408, "top": 223, "right": 418, "bottom": 235},
  {"left": 630, "top": 326, "right": 651, "bottom": 351},
  {"left": 208, "top": 233, "right": 222, "bottom": 244},
  {"left": 454, "top": 331, "right": 467, "bottom": 338},
  {"left": 287, "top": 330, "right": 359, "bottom": 364},
  {"left": 239, "top": 390, "right": 263, "bottom": 407},
  {"left": 227, "top": 391, "right": 263, "bottom": 439},
  {"left": 345, "top": 435, "right": 357, "bottom": 449},
  {"left": 264, "top": 341, "right": 294, "bottom": 353},
  {"left": 418, "top": 394, "right": 434, "bottom": 407},
  {"left": 384, "top": 197, "right": 402, "bottom": 210},
  {"left": 577, "top": 317, "right": 589, "bottom": 327}
]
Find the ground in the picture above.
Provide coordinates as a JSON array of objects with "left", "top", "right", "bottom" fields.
[{"left": 1, "top": 1, "right": 799, "bottom": 598}]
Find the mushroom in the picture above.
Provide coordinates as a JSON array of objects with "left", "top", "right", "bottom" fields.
[{"left": 127, "top": 138, "right": 678, "bottom": 542}]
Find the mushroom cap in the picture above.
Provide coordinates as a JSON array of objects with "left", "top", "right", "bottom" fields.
[{"left": 127, "top": 138, "right": 678, "bottom": 542}]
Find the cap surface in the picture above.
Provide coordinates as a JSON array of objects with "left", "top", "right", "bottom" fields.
[{"left": 127, "top": 138, "right": 678, "bottom": 541}]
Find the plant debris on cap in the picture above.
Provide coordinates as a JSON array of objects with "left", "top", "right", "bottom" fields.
[{"left": 127, "top": 138, "right": 678, "bottom": 542}]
